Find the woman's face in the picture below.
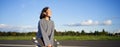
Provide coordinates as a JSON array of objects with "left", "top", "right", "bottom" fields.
[{"left": 46, "top": 9, "right": 52, "bottom": 17}]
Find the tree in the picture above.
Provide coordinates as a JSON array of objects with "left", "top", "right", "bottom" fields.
[
  {"left": 11, "top": 32, "right": 17, "bottom": 36},
  {"left": 81, "top": 30, "right": 85, "bottom": 35},
  {"left": 76, "top": 31, "right": 80, "bottom": 36},
  {"left": 100, "top": 29, "right": 108, "bottom": 35},
  {"left": 94, "top": 30, "right": 99, "bottom": 35}
]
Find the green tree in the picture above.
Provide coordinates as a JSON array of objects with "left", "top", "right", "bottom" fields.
[
  {"left": 100, "top": 29, "right": 108, "bottom": 35},
  {"left": 81, "top": 30, "right": 86, "bottom": 35},
  {"left": 11, "top": 32, "right": 17, "bottom": 36},
  {"left": 94, "top": 30, "right": 99, "bottom": 35}
]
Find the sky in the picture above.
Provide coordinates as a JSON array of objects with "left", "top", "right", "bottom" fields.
[{"left": 0, "top": 0, "right": 120, "bottom": 33}]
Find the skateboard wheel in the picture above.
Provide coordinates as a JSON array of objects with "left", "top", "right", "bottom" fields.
[{"left": 33, "top": 37, "right": 36, "bottom": 40}]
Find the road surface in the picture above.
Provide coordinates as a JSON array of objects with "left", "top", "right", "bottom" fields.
[{"left": 0, "top": 40, "right": 120, "bottom": 47}]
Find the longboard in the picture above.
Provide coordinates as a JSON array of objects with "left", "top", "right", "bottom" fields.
[{"left": 32, "top": 37, "right": 60, "bottom": 47}]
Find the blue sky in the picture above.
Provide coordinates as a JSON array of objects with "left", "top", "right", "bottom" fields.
[{"left": 0, "top": 0, "right": 120, "bottom": 33}]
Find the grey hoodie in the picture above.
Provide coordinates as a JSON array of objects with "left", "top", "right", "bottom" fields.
[{"left": 37, "top": 18, "right": 54, "bottom": 46}]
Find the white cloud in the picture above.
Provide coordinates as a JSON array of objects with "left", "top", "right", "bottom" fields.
[
  {"left": 114, "top": 29, "right": 120, "bottom": 33},
  {"left": 116, "top": 30, "right": 120, "bottom": 33},
  {"left": 0, "top": 24, "right": 8, "bottom": 28},
  {"left": 80, "top": 20, "right": 93, "bottom": 25},
  {"left": 65, "top": 19, "right": 112, "bottom": 26},
  {"left": 94, "top": 21, "right": 99, "bottom": 25},
  {"left": 103, "top": 20, "right": 112, "bottom": 25},
  {"left": 0, "top": 24, "right": 37, "bottom": 32}
]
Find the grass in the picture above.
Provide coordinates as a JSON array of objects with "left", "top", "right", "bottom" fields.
[
  {"left": 54, "top": 35, "right": 120, "bottom": 40},
  {"left": 0, "top": 36, "right": 33, "bottom": 40},
  {"left": 0, "top": 35, "right": 120, "bottom": 40}
]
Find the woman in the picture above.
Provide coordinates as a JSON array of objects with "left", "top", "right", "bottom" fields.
[{"left": 37, "top": 7, "right": 54, "bottom": 47}]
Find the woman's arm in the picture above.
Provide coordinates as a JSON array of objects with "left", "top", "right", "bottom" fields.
[
  {"left": 39, "top": 21, "right": 50, "bottom": 46},
  {"left": 49, "top": 21, "right": 55, "bottom": 45}
]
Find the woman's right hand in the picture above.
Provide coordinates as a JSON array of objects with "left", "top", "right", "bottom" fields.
[{"left": 48, "top": 44, "right": 52, "bottom": 47}]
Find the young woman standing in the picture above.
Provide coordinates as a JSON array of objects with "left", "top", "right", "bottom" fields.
[{"left": 37, "top": 7, "right": 54, "bottom": 47}]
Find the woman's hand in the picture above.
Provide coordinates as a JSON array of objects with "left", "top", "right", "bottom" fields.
[{"left": 48, "top": 44, "right": 52, "bottom": 47}]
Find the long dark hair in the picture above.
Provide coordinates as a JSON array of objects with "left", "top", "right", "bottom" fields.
[{"left": 40, "top": 7, "right": 50, "bottom": 19}]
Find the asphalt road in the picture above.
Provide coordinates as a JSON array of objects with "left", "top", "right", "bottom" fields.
[{"left": 0, "top": 40, "right": 120, "bottom": 47}]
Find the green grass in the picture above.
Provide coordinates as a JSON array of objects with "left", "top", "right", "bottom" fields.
[
  {"left": 0, "top": 35, "right": 120, "bottom": 40},
  {"left": 54, "top": 35, "right": 120, "bottom": 40},
  {"left": 0, "top": 36, "right": 33, "bottom": 40}
]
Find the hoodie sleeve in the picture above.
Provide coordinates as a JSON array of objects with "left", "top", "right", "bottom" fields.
[
  {"left": 49, "top": 21, "right": 55, "bottom": 45},
  {"left": 39, "top": 21, "right": 50, "bottom": 46}
]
